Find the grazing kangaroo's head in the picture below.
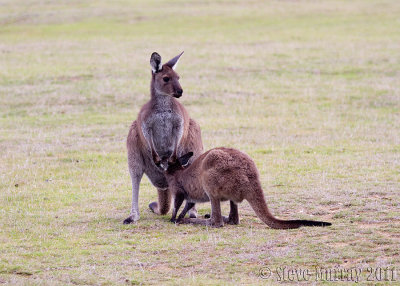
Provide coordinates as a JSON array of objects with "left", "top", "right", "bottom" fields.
[
  {"left": 166, "top": 152, "right": 193, "bottom": 174},
  {"left": 150, "top": 52, "right": 184, "bottom": 98},
  {"left": 153, "top": 150, "right": 193, "bottom": 173}
]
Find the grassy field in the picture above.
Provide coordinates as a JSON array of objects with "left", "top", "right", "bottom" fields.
[{"left": 1, "top": 0, "right": 400, "bottom": 284}]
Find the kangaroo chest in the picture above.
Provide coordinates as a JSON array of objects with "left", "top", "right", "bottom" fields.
[
  {"left": 142, "top": 103, "right": 184, "bottom": 158},
  {"left": 156, "top": 110, "right": 181, "bottom": 137}
]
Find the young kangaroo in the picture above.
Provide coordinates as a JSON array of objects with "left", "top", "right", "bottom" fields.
[
  {"left": 123, "top": 52, "right": 203, "bottom": 224},
  {"left": 152, "top": 146, "right": 332, "bottom": 229}
]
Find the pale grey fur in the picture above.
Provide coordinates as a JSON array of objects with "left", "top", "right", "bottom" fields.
[
  {"left": 127, "top": 93, "right": 185, "bottom": 222},
  {"left": 141, "top": 95, "right": 184, "bottom": 159}
]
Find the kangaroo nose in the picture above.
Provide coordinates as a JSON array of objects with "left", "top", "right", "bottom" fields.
[{"left": 177, "top": 89, "right": 183, "bottom": 95}]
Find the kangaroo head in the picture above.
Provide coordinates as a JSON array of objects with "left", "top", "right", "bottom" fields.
[
  {"left": 153, "top": 151, "right": 193, "bottom": 173},
  {"left": 166, "top": 152, "right": 194, "bottom": 173},
  {"left": 150, "top": 52, "right": 184, "bottom": 98}
]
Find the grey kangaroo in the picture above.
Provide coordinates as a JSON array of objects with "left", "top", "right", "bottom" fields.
[
  {"left": 151, "top": 146, "right": 332, "bottom": 229},
  {"left": 123, "top": 52, "right": 203, "bottom": 224}
]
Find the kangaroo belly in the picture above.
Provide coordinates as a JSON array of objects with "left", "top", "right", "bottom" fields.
[
  {"left": 183, "top": 182, "right": 209, "bottom": 203},
  {"left": 153, "top": 123, "right": 174, "bottom": 158},
  {"left": 143, "top": 161, "right": 168, "bottom": 189},
  {"left": 187, "top": 193, "right": 210, "bottom": 203}
]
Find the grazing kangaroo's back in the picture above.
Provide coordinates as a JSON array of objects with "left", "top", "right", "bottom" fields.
[
  {"left": 124, "top": 52, "right": 203, "bottom": 224},
  {"left": 158, "top": 147, "right": 331, "bottom": 229}
]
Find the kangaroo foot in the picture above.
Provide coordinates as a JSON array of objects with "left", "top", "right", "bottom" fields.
[
  {"left": 123, "top": 216, "right": 134, "bottom": 224},
  {"left": 188, "top": 208, "right": 198, "bottom": 218},
  {"left": 208, "top": 218, "right": 224, "bottom": 228},
  {"left": 148, "top": 201, "right": 159, "bottom": 214},
  {"left": 148, "top": 198, "right": 170, "bottom": 215},
  {"left": 176, "top": 217, "right": 190, "bottom": 224},
  {"left": 222, "top": 215, "right": 239, "bottom": 225},
  {"left": 187, "top": 204, "right": 198, "bottom": 218},
  {"left": 123, "top": 213, "right": 139, "bottom": 224},
  {"left": 180, "top": 218, "right": 223, "bottom": 228}
]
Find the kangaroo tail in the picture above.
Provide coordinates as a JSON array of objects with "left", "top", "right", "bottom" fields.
[{"left": 246, "top": 189, "right": 331, "bottom": 229}]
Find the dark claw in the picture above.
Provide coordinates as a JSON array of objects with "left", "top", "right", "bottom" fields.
[{"left": 123, "top": 217, "right": 134, "bottom": 224}]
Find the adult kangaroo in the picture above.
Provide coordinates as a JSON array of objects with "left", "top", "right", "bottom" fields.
[
  {"left": 151, "top": 147, "right": 331, "bottom": 229},
  {"left": 123, "top": 52, "right": 203, "bottom": 224}
]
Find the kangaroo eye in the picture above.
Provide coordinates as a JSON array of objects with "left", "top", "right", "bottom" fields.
[{"left": 163, "top": 77, "right": 170, "bottom": 83}]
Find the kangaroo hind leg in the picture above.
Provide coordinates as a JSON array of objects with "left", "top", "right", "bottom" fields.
[
  {"left": 223, "top": 200, "right": 240, "bottom": 225},
  {"left": 149, "top": 188, "right": 172, "bottom": 215},
  {"left": 179, "top": 197, "right": 224, "bottom": 228}
]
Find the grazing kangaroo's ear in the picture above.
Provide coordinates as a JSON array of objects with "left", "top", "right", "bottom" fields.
[
  {"left": 178, "top": 152, "right": 193, "bottom": 167},
  {"left": 150, "top": 52, "right": 162, "bottom": 73},
  {"left": 165, "top": 51, "right": 184, "bottom": 70}
]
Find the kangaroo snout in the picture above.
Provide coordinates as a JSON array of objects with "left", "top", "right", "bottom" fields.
[
  {"left": 174, "top": 88, "right": 183, "bottom": 98},
  {"left": 159, "top": 159, "right": 169, "bottom": 171}
]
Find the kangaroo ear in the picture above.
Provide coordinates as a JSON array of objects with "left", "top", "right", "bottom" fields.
[
  {"left": 150, "top": 52, "right": 162, "bottom": 73},
  {"left": 178, "top": 151, "right": 193, "bottom": 167},
  {"left": 165, "top": 51, "right": 184, "bottom": 70}
]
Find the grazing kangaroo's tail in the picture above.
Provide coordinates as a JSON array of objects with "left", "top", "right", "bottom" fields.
[{"left": 246, "top": 188, "right": 331, "bottom": 229}]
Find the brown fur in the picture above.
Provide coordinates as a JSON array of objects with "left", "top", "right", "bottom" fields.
[{"left": 155, "top": 147, "right": 331, "bottom": 229}]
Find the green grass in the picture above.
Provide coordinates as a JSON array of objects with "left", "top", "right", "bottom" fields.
[{"left": 1, "top": 0, "right": 399, "bottom": 284}]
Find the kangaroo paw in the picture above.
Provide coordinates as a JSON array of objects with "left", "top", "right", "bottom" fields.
[
  {"left": 188, "top": 208, "right": 198, "bottom": 218},
  {"left": 148, "top": 201, "right": 158, "bottom": 213},
  {"left": 123, "top": 215, "right": 138, "bottom": 224},
  {"left": 222, "top": 215, "right": 239, "bottom": 225},
  {"left": 208, "top": 219, "right": 224, "bottom": 228},
  {"left": 177, "top": 217, "right": 192, "bottom": 224}
]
